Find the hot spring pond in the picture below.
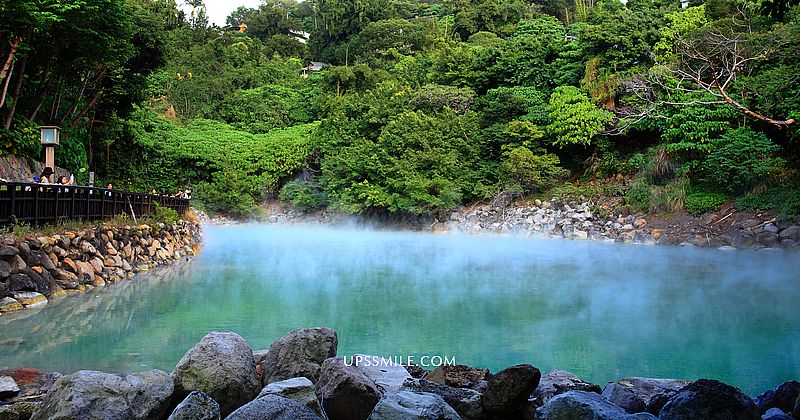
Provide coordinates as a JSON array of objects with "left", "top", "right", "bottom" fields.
[{"left": 1, "top": 224, "right": 798, "bottom": 395}]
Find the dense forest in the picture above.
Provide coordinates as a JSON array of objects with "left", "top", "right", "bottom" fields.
[{"left": 1, "top": 0, "right": 799, "bottom": 219}]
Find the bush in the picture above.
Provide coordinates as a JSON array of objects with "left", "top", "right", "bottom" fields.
[
  {"left": 625, "top": 153, "right": 647, "bottom": 174},
  {"left": 279, "top": 180, "right": 328, "bottom": 211},
  {"left": 498, "top": 147, "right": 568, "bottom": 195},
  {"left": 625, "top": 179, "right": 651, "bottom": 210},
  {"left": 737, "top": 186, "right": 800, "bottom": 221},
  {"left": 148, "top": 202, "right": 180, "bottom": 224},
  {"left": 685, "top": 192, "right": 727, "bottom": 216},
  {"left": 701, "top": 128, "right": 784, "bottom": 194}
]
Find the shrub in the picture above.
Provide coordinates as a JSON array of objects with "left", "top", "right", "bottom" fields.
[
  {"left": 701, "top": 128, "right": 784, "bottom": 194},
  {"left": 625, "top": 179, "right": 651, "bottom": 210},
  {"left": 685, "top": 192, "right": 727, "bottom": 216},
  {"left": 279, "top": 180, "right": 328, "bottom": 211},
  {"left": 737, "top": 186, "right": 800, "bottom": 221},
  {"left": 625, "top": 153, "right": 646, "bottom": 174},
  {"left": 148, "top": 202, "right": 180, "bottom": 224},
  {"left": 498, "top": 147, "right": 568, "bottom": 195}
]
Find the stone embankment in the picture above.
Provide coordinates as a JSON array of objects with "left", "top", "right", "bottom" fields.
[
  {"left": 0, "top": 220, "right": 201, "bottom": 315},
  {"left": 1, "top": 327, "right": 797, "bottom": 419}
]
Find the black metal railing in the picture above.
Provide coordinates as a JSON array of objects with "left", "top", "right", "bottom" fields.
[{"left": 0, "top": 182, "right": 190, "bottom": 226}]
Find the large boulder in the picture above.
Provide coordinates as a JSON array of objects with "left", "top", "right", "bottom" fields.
[
  {"left": 0, "top": 368, "right": 61, "bottom": 401},
  {"left": 754, "top": 381, "right": 800, "bottom": 414},
  {"left": 168, "top": 391, "right": 221, "bottom": 420},
  {"left": 402, "top": 378, "right": 483, "bottom": 420},
  {"left": 262, "top": 327, "right": 338, "bottom": 384},
  {"left": 762, "top": 408, "right": 794, "bottom": 420},
  {"left": 315, "top": 357, "right": 382, "bottom": 420},
  {"left": 30, "top": 370, "right": 173, "bottom": 420},
  {"left": 427, "top": 364, "right": 490, "bottom": 388},
  {"left": 226, "top": 395, "right": 321, "bottom": 420},
  {"left": 530, "top": 370, "right": 602, "bottom": 407},
  {"left": 537, "top": 390, "right": 642, "bottom": 419},
  {"left": 602, "top": 377, "right": 690, "bottom": 415},
  {"left": 258, "top": 377, "right": 324, "bottom": 418},
  {"left": 368, "top": 390, "right": 460, "bottom": 420},
  {"left": 659, "top": 379, "right": 759, "bottom": 420},
  {"left": 482, "top": 364, "right": 541, "bottom": 416},
  {"left": 172, "top": 331, "right": 260, "bottom": 416},
  {"left": 0, "top": 376, "right": 20, "bottom": 399},
  {"left": 350, "top": 355, "right": 412, "bottom": 393}
]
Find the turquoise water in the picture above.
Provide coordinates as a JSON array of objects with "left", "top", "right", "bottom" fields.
[{"left": 1, "top": 224, "right": 798, "bottom": 395}]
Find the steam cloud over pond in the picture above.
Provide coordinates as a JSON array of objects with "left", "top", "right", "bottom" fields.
[{"left": 1, "top": 224, "right": 798, "bottom": 395}]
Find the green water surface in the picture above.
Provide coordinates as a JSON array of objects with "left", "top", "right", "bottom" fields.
[{"left": 1, "top": 224, "right": 798, "bottom": 395}]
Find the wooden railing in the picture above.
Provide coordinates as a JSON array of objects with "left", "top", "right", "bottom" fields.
[{"left": 0, "top": 182, "right": 189, "bottom": 226}]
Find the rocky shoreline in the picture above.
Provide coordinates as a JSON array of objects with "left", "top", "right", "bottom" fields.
[
  {"left": 258, "top": 199, "right": 800, "bottom": 251},
  {"left": 0, "top": 219, "right": 202, "bottom": 316},
  {"left": 0, "top": 327, "right": 797, "bottom": 419}
]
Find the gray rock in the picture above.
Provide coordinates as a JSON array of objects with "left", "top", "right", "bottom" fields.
[
  {"left": 226, "top": 395, "right": 321, "bottom": 420},
  {"left": 28, "top": 251, "right": 55, "bottom": 271},
  {"left": 262, "top": 327, "right": 338, "bottom": 384},
  {"left": 258, "top": 377, "right": 324, "bottom": 418},
  {"left": 0, "top": 246, "right": 19, "bottom": 258},
  {"left": 368, "top": 391, "right": 460, "bottom": 420},
  {"left": 754, "top": 381, "right": 800, "bottom": 414},
  {"left": 172, "top": 331, "right": 260, "bottom": 416},
  {"left": 764, "top": 224, "right": 780, "bottom": 234},
  {"left": 778, "top": 225, "right": 799, "bottom": 241},
  {"left": 168, "top": 391, "right": 221, "bottom": 420},
  {"left": 350, "top": 355, "right": 411, "bottom": 393},
  {"left": 530, "top": 370, "right": 601, "bottom": 407},
  {"left": 732, "top": 232, "right": 757, "bottom": 248},
  {"left": 6, "top": 274, "right": 35, "bottom": 292},
  {"left": 659, "top": 379, "right": 759, "bottom": 419},
  {"left": 762, "top": 407, "right": 793, "bottom": 420},
  {"left": 402, "top": 378, "right": 483, "bottom": 420},
  {"left": 316, "top": 357, "right": 382, "bottom": 420},
  {"left": 30, "top": 370, "right": 173, "bottom": 420},
  {"left": 794, "top": 395, "right": 800, "bottom": 418},
  {"left": 536, "top": 390, "right": 639, "bottom": 419},
  {"left": 0, "top": 376, "right": 20, "bottom": 399},
  {"left": 427, "top": 364, "right": 491, "bottom": 388},
  {"left": 482, "top": 364, "right": 541, "bottom": 416},
  {"left": 757, "top": 232, "right": 781, "bottom": 247},
  {"left": 0, "top": 260, "right": 11, "bottom": 278},
  {"left": 602, "top": 377, "right": 690, "bottom": 415}
]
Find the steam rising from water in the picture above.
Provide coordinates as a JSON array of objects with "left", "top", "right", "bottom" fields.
[{"left": 1, "top": 223, "right": 798, "bottom": 394}]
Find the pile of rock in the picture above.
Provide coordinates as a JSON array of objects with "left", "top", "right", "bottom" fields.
[
  {"left": 0, "top": 220, "right": 201, "bottom": 315},
  {"left": 3, "top": 327, "right": 798, "bottom": 420},
  {"left": 437, "top": 200, "right": 658, "bottom": 245}
]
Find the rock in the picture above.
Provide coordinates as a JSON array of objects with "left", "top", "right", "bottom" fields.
[
  {"left": 30, "top": 370, "right": 173, "bottom": 420},
  {"left": 427, "top": 364, "right": 490, "bottom": 388},
  {"left": 0, "top": 376, "right": 20, "bottom": 399},
  {"left": 11, "top": 291, "right": 47, "bottom": 308},
  {"left": 21, "top": 267, "right": 54, "bottom": 296},
  {"left": 167, "top": 391, "right": 221, "bottom": 420},
  {"left": 350, "top": 355, "right": 411, "bottom": 393},
  {"left": 530, "top": 370, "right": 602, "bottom": 407},
  {"left": 28, "top": 251, "right": 55, "bottom": 271},
  {"left": 0, "top": 402, "right": 38, "bottom": 419},
  {"left": 762, "top": 407, "right": 793, "bottom": 419},
  {"left": 368, "top": 391, "right": 460, "bottom": 420},
  {"left": 262, "top": 327, "right": 338, "bottom": 384},
  {"left": 659, "top": 379, "right": 759, "bottom": 419},
  {"left": 258, "top": 377, "right": 324, "bottom": 418},
  {"left": 756, "top": 232, "right": 781, "bottom": 248},
  {"left": 778, "top": 226, "right": 799, "bottom": 241},
  {"left": 732, "top": 231, "right": 757, "bottom": 248},
  {"left": 0, "top": 260, "right": 11, "bottom": 278},
  {"left": 602, "top": 377, "right": 690, "bottom": 415},
  {"left": 0, "top": 246, "right": 19, "bottom": 258},
  {"left": 754, "top": 381, "right": 800, "bottom": 414},
  {"left": 482, "top": 364, "right": 540, "bottom": 416},
  {"left": 6, "top": 274, "right": 36, "bottom": 292},
  {"left": 763, "top": 224, "right": 780, "bottom": 234},
  {"left": 172, "top": 331, "right": 260, "bottom": 416},
  {"left": 794, "top": 395, "right": 800, "bottom": 418},
  {"left": 0, "top": 368, "right": 61, "bottom": 400},
  {"left": 537, "top": 390, "right": 638, "bottom": 419},
  {"left": 402, "top": 378, "right": 483, "bottom": 420},
  {"left": 10, "top": 255, "right": 25, "bottom": 273},
  {"left": 0, "top": 297, "right": 23, "bottom": 312},
  {"left": 405, "top": 364, "right": 429, "bottom": 379},
  {"left": 226, "top": 395, "right": 321, "bottom": 420},
  {"left": 634, "top": 218, "right": 647, "bottom": 229},
  {"left": 316, "top": 357, "right": 382, "bottom": 420}
]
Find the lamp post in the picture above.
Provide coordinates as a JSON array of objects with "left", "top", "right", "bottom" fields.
[{"left": 40, "top": 126, "right": 60, "bottom": 169}]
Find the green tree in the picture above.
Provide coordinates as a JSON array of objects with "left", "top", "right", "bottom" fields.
[{"left": 546, "top": 86, "right": 612, "bottom": 146}]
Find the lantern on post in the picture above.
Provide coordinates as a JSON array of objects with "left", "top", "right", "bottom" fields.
[{"left": 40, "top": 126, "right": 61, "bottom": 169}]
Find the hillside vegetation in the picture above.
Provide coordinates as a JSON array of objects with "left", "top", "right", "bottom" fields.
[{"left": 2, "top": 0, "right": 799, "bottom": 219}]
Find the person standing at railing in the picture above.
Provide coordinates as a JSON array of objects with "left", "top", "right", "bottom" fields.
[{"left": 40, "top": 167, "right": 54, "bottom": 184}]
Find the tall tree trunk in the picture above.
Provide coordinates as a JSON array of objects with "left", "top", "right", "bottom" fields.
[
  {"left": 0, "top": 62, "right": 13, "bottom": 108},
  {"left": 28, "top": 64, "right": 53, "bottom": 121},
  {"left": 0, "top": 36, "right": 23, "bottom": 84},
  {"left": 59, "top": 71, "right": 91, "bottom": 126},
  {"left": 3, "top": 53, "right": 28, "bottom": 130}
]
